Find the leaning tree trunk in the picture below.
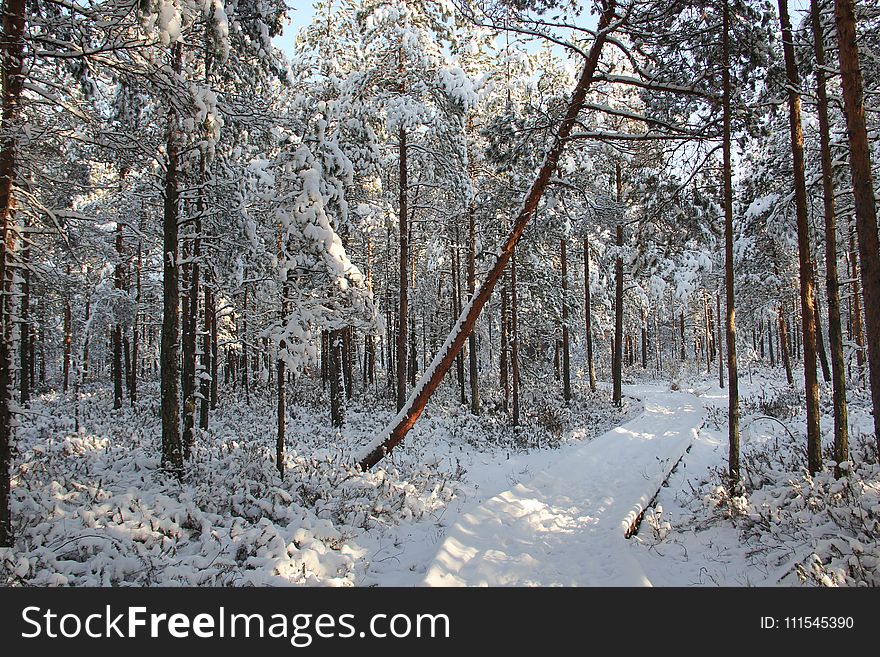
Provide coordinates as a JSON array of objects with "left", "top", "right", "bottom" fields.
[
  {"left": 722, "top": 0, "right": 741, "bottom": 487},
  {"left": 779, "top": 0, "right": 822, "bottom": 474},
  {"left": 834, "top": 0, "right": 880, "bottom": 449},
  {"left": 161, "top": 43, "right": 184, "bottom": 475},
  {"left": 357, "top": 2, "right": 617, "bottom": 469},
  {"left": 811, "top": 0, "right": 848, "bottom": 468}
]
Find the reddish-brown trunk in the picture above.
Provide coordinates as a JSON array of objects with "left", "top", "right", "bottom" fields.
[
  {"left": 834, "top": 0, "right": 880, "bottom": 448},
  {"left": 779, "top": 0, "right": 822, "bottom": 473}
]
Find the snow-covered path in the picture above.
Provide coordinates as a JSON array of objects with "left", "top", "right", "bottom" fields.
[{"left": 364, "top": 385, "right": 704, "bottom": 586}]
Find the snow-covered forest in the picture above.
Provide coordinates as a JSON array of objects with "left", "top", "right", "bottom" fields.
[{"left": 0, "top": 0, "right": 878, "bottom": 588}]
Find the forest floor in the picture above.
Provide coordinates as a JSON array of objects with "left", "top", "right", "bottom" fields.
[{"left": 1, "top": 366, "right": 877, "bottom": 586}]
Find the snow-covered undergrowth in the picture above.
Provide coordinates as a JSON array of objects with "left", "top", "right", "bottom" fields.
[
  {"left": 640, "top": 372, "right": 879, "bottom": 586},
  {"left": 1, "top": 377, "right": 630, "bottom": 586}
]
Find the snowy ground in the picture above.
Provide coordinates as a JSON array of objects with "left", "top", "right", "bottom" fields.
[
  {"left": 2, "top": 368, "right": 877, "bottom": 586},
  {"left": 358, "top": 385, "right": 701, "bottom": 585}
]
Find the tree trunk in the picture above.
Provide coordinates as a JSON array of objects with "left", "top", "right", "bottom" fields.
[
  {"left": 848, "top": 229, "right": 865, "bottom": 383},
  {"left": 0, "top": 0, "right": 26, "bottom": 545},
  {"left": 63, "top": 282, "right": 71, "bottom": 394},
  {"left": 679, "top": 311, "right": 686, "bottom": 361},
  {"left": 814, "top": 279, "right": 831, "bottom": 383},
  {"left": 779, "top": 0, "right": 822, "bottom": 474},
  {"left": 561, "top": 238, "right": 571, "bottom": 402},
  {"left": 584, "top": 237, "right": 596, "bottom": 392},
  {"left": 779, "top": 304, "right": 794, "bottom": 385},
  {"left": 161, "top": 43, "right": 183, "bottom": 475},
  {"left": 834, "top": 0, "right": 880, "bottom": 448},
  {"left": 330, "top": 329, "right": 345, "bottom": 428},
  {"left": 131, "top": 243, "right": 140, "bottom": 404},
  {"left": 18, "top": 215, "right": 28, "bottom": 405},
  {"left": 468, "top": 205, "right": 480, "bottom": 414},
  {"left": 276, "top": 355, "right": 285, "bottom": 477},
  {"left": 451, "top": 241, "right": 467, "bottom": 405},
  {"left": 182, "top": 214, "right": 200, "bottom": 459},
  {"left": 113, "top": 221, "right": 124, "bottom": 410},
  {"left": 210, "top": 289, "right": 218, "bottom": 409},
  {"left": 722, "top": 0, "right": 741, "bottom": 487},
  {"left": 717, "top": 291, "right": 724, "bottom": 388},
  {"left": 511, "top": 250, "right": 521, "bottom": 428},
  {"left": 82, "top": 293, "right": 91, "bottom": 384},
  {"left": 501, "top": 275, "right": 510, "bottom": 411},
  {"left": 344, "top": 326, "right": 354, "bottom": 399},
  {"left": 357, "top": 4, "right": 616, "bottom": 469},
  {"left": 613, "top": 164, "right": 624, "bottom": 407},
  {"left": 397, "top": 126, "right": 408, "bottom": 411},
  {"left": 200, "top": 283, "right": 212, "bottom": 430},
  {"left": 242, "top": 286, "right": 250, "bottom": 405},
  {"left": 704, "top": 292, "right": 712, "bottom": 373}
]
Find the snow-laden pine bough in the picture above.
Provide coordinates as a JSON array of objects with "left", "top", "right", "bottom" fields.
[{"left": 357, "top": 0, "right": 621, "bottom": 471}]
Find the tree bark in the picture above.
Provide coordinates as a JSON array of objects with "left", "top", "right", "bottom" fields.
[
  {"left": 113, "top": 221, "right": 124, "bottom": 410},
  {"left": 63, "top": 281, "right": 71, "bottom": 394},
  {"left": 182, "top": 213, "right": 200, "bottom": 459},
  {"left": 451, "top": 240, "right": 467, "bottom": 405},
  {"left": 468, "top": 204, "right": 480, "bottom": 413},
  {"left": 848, "top": 228, "right": 865, "bottom": 382},
  {"left": 397, "top": 126, "right": 408, "bottom": 411},
  {"left": 717, "top": 291, "right": 724, "bottom": 388},
  {"left": 161, "top": 43, "right": 183, "bottom": 475},
  {"left": 834, "top": 0, "right": 880, "bottom": 448},
  {"left": 613, "top": 164, "right": 624, "bottom": 407},
  {"left": 200, "top": 283, "right": 212, "bottom": 430},
  {"left": 18, "top": 215, "right": 28, "bottom": 405},
  {"left": 584, "top": 237, "right": 596, "bottom": 392},
  {"left": 330, "top": 329, "right": 345, "bottom": 428},
  {"left": 511, "top": 250, "right": 521, "bottom": 428},
  {"left": 0, "top": 0, "right": 25, "bottom": 546},
  {"left": 679, "top": 311, "right": 686, "bottom": 361},
  {"left": 779, "top": 304, "right": 794, "bottom": 385},
  {"left": 779, "top": 0, "right": 822, "bottom": 474},
  {"left": 500, "top": 275, "right": 510, "bottom": 411},
  {"left": 561, "top": 238, "right": 571, "bottom": 402},
  {"left": 722, "top": 0, "right": 741, "bottom": 487},
  {"left": 814, "top": 278, "right": 831, "bottom": 383},
  {"left": 131, "top": 243, "right": 141, "bottom": 404},
  {"left": 357, "top": 3, "right": 616, "bottom": 469},
  {"left": 276, "top": 355, "right": 285, "bottom": 477}
]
